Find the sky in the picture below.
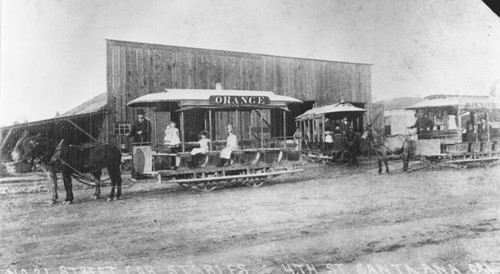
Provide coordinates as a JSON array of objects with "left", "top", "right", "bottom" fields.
[{"left": 1, "top": 0, "right": 500, "bottom": 126}]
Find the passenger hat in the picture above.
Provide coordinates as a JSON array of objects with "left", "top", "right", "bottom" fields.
[
  {"left": 227, "top": 125, "right": 234, "bottom": 133},
  {"left": 136, "top": 109, "right": 145, "bottom": 115}
]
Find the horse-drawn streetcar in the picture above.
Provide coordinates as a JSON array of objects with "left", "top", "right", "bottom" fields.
[
  {"left": 405, "top": 94, "right": 500, "bottom": 169},
  {"left": 294, "top": 99, "right": 366, "bottom": 165},
  {"left": 126, "top": 87, "right": 304, "bottom": 191}
]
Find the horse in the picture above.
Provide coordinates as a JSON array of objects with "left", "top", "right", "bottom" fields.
[
  {"left": 360, "top": 125, "right": 411, "bottom": 174},
  {"left": 12, "top": 133, "right": 122, "bottom": 205}
]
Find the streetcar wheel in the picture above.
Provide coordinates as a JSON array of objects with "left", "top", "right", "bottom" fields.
[
  {"left": 195, "top": 181, "right": 216, "bottom": 192},
  {"left": 246, "top": 179, "right": 265, "bottom": 188},
  {"left": 459, "top": 165, "right": 467, "bottom": 170},
  {"left": 244, "top": 175, "right": 266, "bottom": 187},
  {"left": 120, "top": 160, "right": 133, "bottom": 173},
  {"left": 178, "top": 183, "right": 192, "bottom": 190}
]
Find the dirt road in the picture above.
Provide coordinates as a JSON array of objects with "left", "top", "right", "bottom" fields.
[{"left": 1, "top": 161, "right": 500, "bottom": 274}]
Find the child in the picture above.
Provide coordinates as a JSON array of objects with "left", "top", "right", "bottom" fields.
[{"left": 164, "top": 121, "right": 181, "bottom": 169}]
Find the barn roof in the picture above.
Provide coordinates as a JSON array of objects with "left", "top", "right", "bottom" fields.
[
  {"left": 60, "top": 93, "right": 107, "bottom": 117},
  {"left": 0, "top": 93, "right": 108, "bottom": 130}
]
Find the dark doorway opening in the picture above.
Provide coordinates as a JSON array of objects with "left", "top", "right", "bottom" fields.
[{"left": 270, "top": 101, "right": 315, "bottom": 137}]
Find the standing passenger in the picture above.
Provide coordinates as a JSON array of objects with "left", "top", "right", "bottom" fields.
[
  {"left": 408, "top": 112, "right": 433, "bottom": 139},
  {"left": 164, "top": 121, "right": 181, "bottom": 169},
  {"left": 129, "top": 109, "right": 152, "bottom": 145},
  {"left": 478, "top": 117, "right": 492, "bottom": 142}
]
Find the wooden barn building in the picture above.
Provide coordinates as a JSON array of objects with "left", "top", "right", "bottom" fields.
[
  {"left": 107, "top": 40, "right": 373, "bottom": 149},
  {"left": 1, "top": 39, "right": 373, "bottom": 162}
]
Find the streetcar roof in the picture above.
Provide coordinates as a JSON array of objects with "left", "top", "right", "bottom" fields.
[
  {"left": 295, "top": 102, "right": 366, "bottom": 121},
  {"left": 127, "top": 89, "right": 302, "bottom": 109},
  {"left": 405, "top": 95, "right": 499, "bottom": 111}
]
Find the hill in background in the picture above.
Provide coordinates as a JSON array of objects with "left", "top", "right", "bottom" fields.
[{"left": 374, "top": 97, "right": 423, "bottom": 110}]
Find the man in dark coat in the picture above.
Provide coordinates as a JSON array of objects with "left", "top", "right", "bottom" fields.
[
  {"left": 408, "top": 112, "right": 434, "bottom": 139},
  {"left": 129, "top": 109, "right": 152, "bottom": 145},
  {"left": 339, "top": 117, "right": 351, "bottom": 134},
  {"left": 478, "top": 117, "right": 492, "bottom": 142}
]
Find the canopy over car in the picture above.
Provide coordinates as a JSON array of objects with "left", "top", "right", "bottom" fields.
[
  {"left": 405, "top": 95, "right": 499, "bottom": 111},
  {"left": 127, "top": 89, "right": 303, "bottom": 110},
  {"left": 295, "top": 101, "right": 366, "bottom": 121}
]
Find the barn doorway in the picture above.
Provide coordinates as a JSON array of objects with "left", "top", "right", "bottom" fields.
[{"left": 270, "top": 101, "right": 315, "bottom": 137}]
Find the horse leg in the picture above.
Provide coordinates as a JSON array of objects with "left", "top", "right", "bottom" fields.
[
  {"left": 115, "top": 171, "right": 122, "bottom": 201},
  {"left": 107, "top": 180, "right": 115, "bottom": 202},
  {"left": 43, "top": 166, "right": 58, "bottom": 205},
  {"left": 107, "top": 167, "right": 118, "bottom": 202},
  {"left": 353, "top": 154, "right": 359, "bottom": 168},
  {"left": 62, "top": 172, "right": 74, "bottom": 205},
  {"left": 377, "top": 157, "right": 382, "bottom": 174},
  {"left": 402, "top": 152, "right": 409, "bottom": 172},
  {"left": 384, "top": 152, "right": 390, "bottom": 174},
  {"left": 92, "top": 170, "right": 102, "bottom": 199}
]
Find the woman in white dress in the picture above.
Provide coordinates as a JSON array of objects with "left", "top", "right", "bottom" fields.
[
  {"left": 191, "top": 131, "right": 210, "bottom": 155},
  {"left": 219, "top": 125, "right": 238, "bottom": 166},
  {"left": 189, "top": 131, "right": 210, "bottom": 168}
]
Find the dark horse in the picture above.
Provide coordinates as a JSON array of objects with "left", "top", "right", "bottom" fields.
[
  {"left": 361, "top": 125, "right": 411, "bottom": 174},
  {"left": 12, "top": 133, "right": 122, "bottom": 204}
]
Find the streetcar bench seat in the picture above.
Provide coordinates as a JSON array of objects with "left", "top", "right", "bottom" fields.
[
  {"left": 445, "top": 143, "right": 469, "bottom": 154},
  {"left": 470, "top": 142, "right": 481, "bottom": 153},
  {"left": 481, "top": 141, "right": 493, "bottom": 153}
]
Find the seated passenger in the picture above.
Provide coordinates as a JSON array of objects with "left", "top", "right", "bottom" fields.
[
  {"left": 191, "top": 131, "right": 210, "bottom": 155},
  {"left": 218, "top": 125, "right": 238, "bottom": 167},
  {"left": 189, "top": 131, "right": 210, "bottom": 168}
]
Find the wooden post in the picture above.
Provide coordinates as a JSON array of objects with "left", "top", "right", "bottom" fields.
[
  {"left": 180, "top": 111, "right": 185, "bottom": 152},
  {"left": 204, "top": 111, "right": 208, "bottom": 132},
  {"left": 309, "top": 120, "right": 312, "bottom": 142},
  {"left": 153, "top": 110, "right": 157, "bottom": 149},
  {"left": 260, "top": 110, "right": 264, "bottom": 148},
  {"left": 283, "top": 110, "right": 287, "bottom": 147},
  {"left": 487, "top": 112, "right": 490, "bottom": 142},
  {"left": 209, "top": 109, "right": 213, "bottom": 151},
  {"left": 235, "top": 109, "right": 239, "bottom": 141},
  {"left": 321, "top": 115, "right": 325, "bottom": 142}
]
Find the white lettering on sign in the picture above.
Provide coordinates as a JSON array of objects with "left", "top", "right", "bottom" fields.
[
  {"left": 209, "top": 95, "right": 270, "bottom": 105},
  {"left": 463, "top": 102, "right": 496, "bottom": 110}
]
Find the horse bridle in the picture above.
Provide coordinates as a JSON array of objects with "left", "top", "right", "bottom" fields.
[{"left": 48, "top": 139, "right": 65, "bottom": 165}]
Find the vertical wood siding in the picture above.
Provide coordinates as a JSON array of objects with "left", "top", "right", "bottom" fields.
[{"left": 107, "top": 40, "right": 372, "bottom": 146}]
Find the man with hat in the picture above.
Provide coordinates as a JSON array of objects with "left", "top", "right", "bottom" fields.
[
  {"left": 339, "top": 117, "right": 351, "bottom": 134},
  {"left": 408, "top": 111, "right": 433, "bottom": 139},
  {"left": 129, "top": 109, "right": 152, "bottom": 145}
]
